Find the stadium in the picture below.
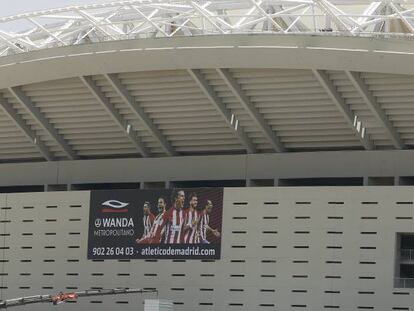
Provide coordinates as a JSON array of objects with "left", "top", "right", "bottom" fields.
[{"left": 2, "top": 0, "right": 414, "bottom": 310}]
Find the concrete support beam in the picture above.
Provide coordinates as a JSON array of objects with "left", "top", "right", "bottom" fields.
[
  {"left": 80, "top": 75, "right": 150, "bottom": 158},
  {"left": 105, "top": 73, "right": 177, "bottom": 156},
  {"left": 9, "top": 86, "right": 77, "bottom": 160},
  {"left": 0, "top": 96, "right": 53, "bottom": 161},
  {"left": 188, "top": 69, "right": 256, "bottom": 153},
  {"left": 313, "top": 69, "right": 374, "bottom": 150},
  {"left": 217, "top": 68, "right": 285, "bottom": 152},
  {"left": 346, "top": 70, "right": 405, "bottom": 149}
]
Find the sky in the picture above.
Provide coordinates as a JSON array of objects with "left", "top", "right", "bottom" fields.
[
  {"left": 1, "top": 0, "right": 114, "bottom": 16},
  {"left": 0, "top": 0, "right": 117, "bottom": 31}
]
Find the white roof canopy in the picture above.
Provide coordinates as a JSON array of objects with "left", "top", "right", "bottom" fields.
[{"left": 0, "top": 0, "right": 414, "bottom": 56}]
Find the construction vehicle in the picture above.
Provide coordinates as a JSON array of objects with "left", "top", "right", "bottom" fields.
[{"left": 0, "top": 288, "right": 157, "bottom": 309}]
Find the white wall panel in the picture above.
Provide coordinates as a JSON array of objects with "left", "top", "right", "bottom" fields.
[
  {"left": 0, "top": 194, "right": 7, "bottom": 302},
  {"left": 0, "top": 188, "right": 414, "bottom": 310}
]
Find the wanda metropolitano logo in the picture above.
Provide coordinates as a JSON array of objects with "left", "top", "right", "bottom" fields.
[{"left": 101, "top": 200, "right": 130, "bottom": 213}]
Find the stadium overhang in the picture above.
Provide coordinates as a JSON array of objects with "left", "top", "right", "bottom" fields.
[
  {"left": 0, "top": 1, "right": 413, "bottom": 164},
  {"left": 1, "top": 34, "right": 414, "bottom": 89}
]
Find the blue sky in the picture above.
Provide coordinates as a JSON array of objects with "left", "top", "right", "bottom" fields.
[{"left": 2, "top": 0, "right": 113, "bottom": 16}]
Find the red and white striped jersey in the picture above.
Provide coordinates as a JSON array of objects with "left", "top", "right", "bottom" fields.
[
  {"left": 142, "top": 213, "right": 155, "bottom": 238},
  {"left": 199, "top": 212, "right": 210, "bottom": 243},
  {"left": 136, "top": 211, "right": 165, "bottom": 245},
  {"left": 184, "top": 209, "right": 199, "bottom": 244},
  {"left": 163, "top": 207, "right": 185, "bottom": 244},
  {"left": 148, "top": 211, "right": 165, "bottom": 242}
]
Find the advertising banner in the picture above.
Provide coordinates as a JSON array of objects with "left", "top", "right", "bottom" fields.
[{"left": 87, "top": 188, "right": 223, "bottom": 260}]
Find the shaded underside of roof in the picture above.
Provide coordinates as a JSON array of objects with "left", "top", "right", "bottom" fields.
[{"left": 0, "top": 66, "right": 412, "bottom": 162}]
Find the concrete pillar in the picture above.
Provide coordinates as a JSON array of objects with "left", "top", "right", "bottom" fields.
[{"left": 394, "top": 176, "right": 400, "bottom": 186}]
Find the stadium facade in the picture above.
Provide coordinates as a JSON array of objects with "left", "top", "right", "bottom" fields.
[{"left": 1, "top": 0, "right": 414, "bottom": 310}]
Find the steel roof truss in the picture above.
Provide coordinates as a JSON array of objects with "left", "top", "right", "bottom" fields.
[
  {"left": 251, "top": 0, "right": 285, "bottom": 32},
  {"left": 1, "top": 1, "right": 414, "bottom": 55},
  {"left": 390, "top": 3, "right": 414, "bottom": 34},
  {"left": 129, "top": 6, "right": 168, "bottom": 37},
  {"left": 75, "top": 9, "right": 119, "bottom": 39},
  {"left": 27, "top": 18, "right": 66, "bottom": 45}
]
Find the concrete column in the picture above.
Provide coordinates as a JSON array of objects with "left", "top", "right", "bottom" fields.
[{"left": 394, "top": 176, "right": 400, "bottom": 186}]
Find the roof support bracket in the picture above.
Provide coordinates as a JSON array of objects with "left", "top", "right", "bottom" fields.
[
  {"left": 313, "top": 69, "right": 374, "bottom": 150},
  {"left": 188, "top": 69, "right": 256, "bottom": 154},
  {"left": 216, "top": 68, "right": 285, "bottom": 153},
  {"left": 346, "top": 71, "right": 405, "bottom": 149},
  {"left": 9, "top": 86, "right": 77, "bottom": 160},
  {"left": 104, "top": 73, "right": 176, "bottom": 156},
  {"left": 0, "top": 95, "right": 53, "bottom": 161},
  {"left": 80, "top": 76, "right": 150, "bottom": 158}
]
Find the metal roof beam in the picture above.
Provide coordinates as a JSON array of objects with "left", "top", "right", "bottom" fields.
[
  {"left": 0, "top": 95, "right": 53, "bottom": 161},
  {"left": 9, "top": 86, "right": 77, "bottom": 160},
  {"left": 188, "top": 69, "right": 256, "bottom": 154},
  {"left": 313, "top": 69, "right": 374, "bottom": 150},
  {"left": 80, "top": 75, "right": 150, "bottom": 158},
  {"left": 0, "top": 1, "right": 414, "bottom": 55},
  {"left": 216, "top": 68, "right": 285, "bottom": 153},
  {"left": 188, "top": 2, "right": 228, "bottom": 34},
  {"left": 75, "top": 9, "right": 119, "bottom": 39},
  {"left": 392, "top": 3, "right": 414, "bottom": 34},
  {"left": 104, "top": 73, "right": 176, "bottom": 157},
  {"left": 346, "top": 71, "right": 405, "bottom": 150},
  {"left": 129, "top": 5, "right": 169, "bottom": 37},
  {"left": 250, "top": 0, "right": 285, "bottom": 32}
]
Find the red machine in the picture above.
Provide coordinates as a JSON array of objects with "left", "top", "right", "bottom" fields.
[
  {"left": 0, "top": 288, "right": 157, "bottom": 309},
  {"left": 51, "top": 292, "right": 78, "bottom": 305}
]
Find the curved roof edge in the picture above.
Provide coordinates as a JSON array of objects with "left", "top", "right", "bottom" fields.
[{"left": 0, "top": 34, "right": 412, "bottom": 89}]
